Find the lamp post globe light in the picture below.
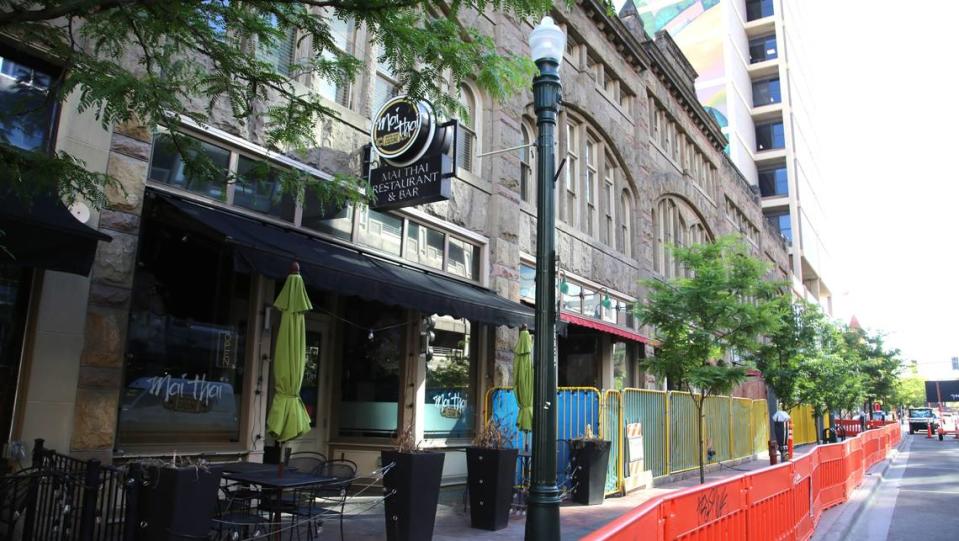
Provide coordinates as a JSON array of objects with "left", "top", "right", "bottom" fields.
[{"left": 525, "top": 16, "right": 565, "bottom": 541}]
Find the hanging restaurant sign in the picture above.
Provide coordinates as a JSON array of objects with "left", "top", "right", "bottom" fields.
[{"left": 369, "top": 96, "right": 454, "bottom": 210}]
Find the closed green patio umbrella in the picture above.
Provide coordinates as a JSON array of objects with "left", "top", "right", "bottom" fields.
[
  {"left": 513, "top": 325, "right": 534, "bottom": 433},
  {"left": 267, "top": 263, "right": 313, "bottom": 444}
]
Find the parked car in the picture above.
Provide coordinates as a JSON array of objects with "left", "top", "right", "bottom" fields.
[{"left": 907, "top": 407, "right": 940, "bottom": 435}]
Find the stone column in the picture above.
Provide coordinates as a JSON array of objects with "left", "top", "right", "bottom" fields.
[{"left": 70, "top": 121, "right": 151, "bottom": 461}]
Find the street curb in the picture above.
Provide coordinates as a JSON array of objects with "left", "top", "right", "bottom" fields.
[{"left": 814, "top": 432, "right": 909, "bottom": 541}]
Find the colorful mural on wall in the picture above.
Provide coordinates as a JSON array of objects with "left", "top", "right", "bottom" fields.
[{"left": 636, "top": 0, "right": 728, "bottom": 130}]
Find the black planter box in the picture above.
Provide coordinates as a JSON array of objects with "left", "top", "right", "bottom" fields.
[
  {"left": 570, "top": 440, "right": 611, "bottom": 505},
  {"left": 382, "top": 450, "right": 445, "bottom": 541},
  {"left": 466, "top": 447, "right": 518, "bottom": 530},
  {"left": 137, "top": 465, "right": 222, "bottom": 541}
]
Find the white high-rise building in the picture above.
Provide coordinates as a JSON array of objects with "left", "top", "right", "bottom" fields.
[{"left": 631, "top": 0, "right": 832, "bottom": 311}]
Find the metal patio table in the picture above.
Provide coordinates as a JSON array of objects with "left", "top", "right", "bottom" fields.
[{"left": 221, "top": 469, "right": 336, "bottom": 540}]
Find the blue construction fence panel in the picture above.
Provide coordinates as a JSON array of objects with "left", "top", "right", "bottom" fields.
[{"left": 488, "top": 387, "right": 601, "bottom": 490}]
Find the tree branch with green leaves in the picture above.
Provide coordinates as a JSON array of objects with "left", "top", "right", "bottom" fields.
[{"left": 0, "top": 0, "right": 557, "bottom": 207}]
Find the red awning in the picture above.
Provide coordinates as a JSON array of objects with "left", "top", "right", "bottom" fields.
[{"left": 560, "top": 312, "right": 656, "bottom": 345}]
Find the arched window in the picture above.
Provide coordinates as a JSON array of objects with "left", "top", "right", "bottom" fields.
[
  {"left": 619, "top": 189, "right": 632, "bottom": 257},
  {"left": 584, "top": 136, "right": 598, "bottom": 235},
  {"left": 456, "top": 84, "right": 478, "bottom": 173},
  {"left": 520, "top": 122, "right": 534, "bottom": 203},
  {"left": 603, "top": 154, "right": 616, "bottom": 245},
  {"left": 654, "top": 196, "right": 711, "bottom": 278},
  {"left": 562, "top": 119, "right": 579, "bottom": 226}
]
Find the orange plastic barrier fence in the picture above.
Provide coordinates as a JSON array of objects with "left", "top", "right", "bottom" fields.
[{"left": 583, "top": 423, "right": 901, "bottom": 541}]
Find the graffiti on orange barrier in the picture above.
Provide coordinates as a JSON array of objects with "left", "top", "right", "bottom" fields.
[{"left": 696, "top": 486, "right": 729, "bottom": 524}]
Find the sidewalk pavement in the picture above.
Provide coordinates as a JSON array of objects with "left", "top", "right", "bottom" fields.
[{"left": 315, "top": 446, "right": 814, "bottom": 541}]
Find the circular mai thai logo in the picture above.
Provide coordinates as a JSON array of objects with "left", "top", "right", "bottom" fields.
[{"left": 372, "top": 96, "right": 437, "bottom": 167}]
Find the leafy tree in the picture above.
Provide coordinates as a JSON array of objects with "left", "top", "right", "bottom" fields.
[
  {"left": 844, "top": 327, "right": 902, "bottom": 412},
  {"left": 637, "top": 235, "right": 784, "bottom": 483},
  {"left": 893, "top": 375, "right": 926, "bottom": 409},
  {"left": 747, "top": 298, "right": 830, "bottom": 413},
  {"left": 0, "top": 0, "right": 551, "bottom": 208},
  {"left": 795, "top": 320, "right": 864, "bottom": 420}
]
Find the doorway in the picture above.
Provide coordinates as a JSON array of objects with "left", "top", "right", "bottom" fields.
[{"left": 283, "top": 314, "right": 331, "bottom": 455}]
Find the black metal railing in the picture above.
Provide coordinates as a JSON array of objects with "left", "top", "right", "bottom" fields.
[{"left": 2, "top": 439, "right": 141, "bottom": 541}]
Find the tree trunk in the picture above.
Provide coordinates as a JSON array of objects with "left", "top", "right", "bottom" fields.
[{"left": 696, "top": 396, "right": 705, "bottom": 484}]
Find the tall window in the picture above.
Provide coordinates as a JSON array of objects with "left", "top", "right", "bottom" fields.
[
  {"left": 520, "top": 123, "right": 534, "bottom": 203},
  {"left": 318, "top": 17, "right": 353, "bottom": 107},
  {"left": 752, "top": 77, "right": 781, "bottom": 106},
  {"left": 756, "top": 121, "right": 785, "bottom": 151},
  {"left": 758, "top": 166, "right": 788, "bottom": 197},
  {"left": 455, "top": 84, "right": 478, "bottom": 173},
  {"left": 603, "top": 158, "right": 615, "bottom": 245},
  {"left": 118, "top": 199, "right": 250, "bottom": 445},
  {"left": 584, "top": 137, "right": 597, "bottom": 236},
  {"left": 746, "top": 0, "right": 774, "bottom": 21},
  {"left": 654, "top": 197, "right": 710, "bottom": 278},
  {"left": 424, "top": 315, "right": 475, "bottom": 439},
  {"left": 337, "top": 299, "right": 405, "bottom": 438},
  {"left": 258, "top": 15, "right": 296, "bottom": 76},
  {"left": 749, "top": 34, "right": 778, "bottom": 63},
  {"left": 372, "top": 49, "right": 399, "bottom": 114},
  {"left": 619, "top": 190, "right": 632, "bottom": 257},
  {"left": 562, "top": 121, "right": 579, "bottom": 226},
  {"left": 0, "top": 54, "right": 56, "bottom": 152}
]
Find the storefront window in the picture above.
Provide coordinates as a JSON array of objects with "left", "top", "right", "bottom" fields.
[
  {"left": 301, "top": 198, "right": 353, "bottom": 241},
  {"left": 337, "top": 299, "right": 405, "bottom": 438},
  {"left": 582, "top": 288, "right": 600, "bottom": 319},
  {"left": 447, "top": 237, "right": 480, "bottom": 280},
  {"left": 118, "top": 199, "right": 249, "bottom": 445},
  {"left": 561, "top": 281, "right": 581, "bottom": 313},
  {"left": 356, "top": 206, "right": 402, "bottom": 256},
  {"left": 424, "top": 316, "right": 474, "bottom": 439},
  {"left": 234, "top": 156, "right": 296, "bottom": 221},
  {"left": 148, "top": 133, "right": 231, "bottom": 201},
  {"left": 0, "top": 265, "right": 32, "bottom": 454},
  {"left": 404, "top": 221, "right": 444, "bottom": 270}
]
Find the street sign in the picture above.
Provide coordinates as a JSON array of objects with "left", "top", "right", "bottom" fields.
[{"left": 369, "top": 153, "right": 452, "bottom": 210}]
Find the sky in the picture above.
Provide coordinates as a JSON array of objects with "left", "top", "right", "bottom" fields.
[
  {"left": 616, "top": 0, "right": 959, "bottom": 378},
  {"left": 799, "top": 0, "right": 959, "bottom": 379}
]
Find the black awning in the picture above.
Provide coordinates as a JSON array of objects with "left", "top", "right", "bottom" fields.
[
  {"left": 158, "top": 193, "right": 534, "bottom": 329},
  {"left": 0, "top": 191, "right": 111, "bottom": 276}
]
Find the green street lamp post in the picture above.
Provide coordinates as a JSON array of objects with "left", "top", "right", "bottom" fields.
[{"left": 525, "top": 16, "right": 565, "bottom": 541}]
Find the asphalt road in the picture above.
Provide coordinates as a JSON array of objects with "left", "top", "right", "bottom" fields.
[{"left": 844, "top": 431, "right": 959, "bottom": 541}]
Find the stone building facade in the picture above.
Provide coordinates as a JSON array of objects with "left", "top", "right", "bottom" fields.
[{"left": 3, "top": 0, "right": 788, "bottom": 480}]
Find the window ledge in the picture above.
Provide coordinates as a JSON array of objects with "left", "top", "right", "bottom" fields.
[
  {"left": 454, "top": 166, "right": 493, "bottom": 195},
  {"left": 594, "top": 86, "right": 635, "bottom": 124},
  {"left": 649, "top": 138, "right": 683, "bottom": 174}
]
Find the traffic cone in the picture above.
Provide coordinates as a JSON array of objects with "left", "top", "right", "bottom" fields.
[{"left": 927, "top": 423, "right": 933, "bottom": 439}]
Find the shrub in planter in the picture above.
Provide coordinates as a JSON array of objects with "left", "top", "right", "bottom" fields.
[
  {"left": 466, "top": 420, "right": 518, "bottom": 531},
  {"left": 570, "top": 425, "right": 611, "bottom": 506},
  {"left": 136, "top": 461, "right": 222, "bottom": 541},
  {"left": 382, "top": 426, "right": 445, "bottom": 541}
]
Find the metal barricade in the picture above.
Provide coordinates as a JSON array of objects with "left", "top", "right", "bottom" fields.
[
  {"left": 584, "top": 422, "right": 903, "bottom": 541},
  {"left": 601, "top": 390, "right": 623, "bottom": 496},
  {"left": 668, "top": 392, "right": 699, "bottom": 474},
  {"left": 621, "top": 389, "right": 668, "bottom": 478},
  {"left": 730, "top": 398, "right": 755, "bottom": 459}
]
